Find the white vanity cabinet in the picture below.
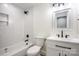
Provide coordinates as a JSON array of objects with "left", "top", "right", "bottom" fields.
[
  {"left": 46, "top": 40, "right": 62, "bottom": 56},
  {"left": 46, "top": 39, "right": 79, "bottom": 56}
]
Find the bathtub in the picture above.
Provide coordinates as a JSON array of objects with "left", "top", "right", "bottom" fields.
[{"left": 0, "top": 42, "right": 33, "bottom": 56}]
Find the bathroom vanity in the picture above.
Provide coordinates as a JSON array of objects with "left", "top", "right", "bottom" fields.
[
  {"left": 45, "top": 6, "right": 79, "bottom": 56},
  {"left": 46, "top": 37, "right": 79, "bottom": 56}
]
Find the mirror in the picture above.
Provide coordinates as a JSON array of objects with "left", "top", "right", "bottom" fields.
[
  {"left": 57, "top": 15, "right": 67, "bottom": 28},
  {"left": 55, "top": 8, "right": 70, "bottom": 29}
]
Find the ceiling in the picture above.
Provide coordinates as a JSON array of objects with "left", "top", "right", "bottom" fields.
[{"left": 12, "top": 3, "right": 40, "bottom": 10}]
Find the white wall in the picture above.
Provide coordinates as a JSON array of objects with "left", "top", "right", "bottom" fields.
[
  {"left": 70, "top": 3, "right": 79, "bottom": 38},
  {"left": 33, "top": 4, "right": 52, "bottom": 37},
  {"left": 0, "top": 4, "right": 25, "bottom": 49}
]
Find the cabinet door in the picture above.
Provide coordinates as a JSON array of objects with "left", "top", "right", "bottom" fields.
[
  {"left": 46, "top": 47, "right": 62, "bottom": 56},
  {"left": 62, "top": 50, "right": 69, "bottom": 56}
]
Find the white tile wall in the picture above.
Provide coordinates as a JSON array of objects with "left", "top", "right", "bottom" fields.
[
  {"left": 33, "top": 4, "right": 52, "bottom": 37},
  {"left": 0, "top": 4, "right": 25, "bottom": 49},
  {"left": 0, "top": 4, "right": 34, "bottom": 55}
]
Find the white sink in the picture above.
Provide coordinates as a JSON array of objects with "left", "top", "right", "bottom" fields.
[{"left": 47, "top": 36, "right": 79, "bottom": 44}]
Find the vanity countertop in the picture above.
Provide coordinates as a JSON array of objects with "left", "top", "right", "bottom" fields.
[{"left": 47, "top": 36, "right": 79, "bottom": 44}]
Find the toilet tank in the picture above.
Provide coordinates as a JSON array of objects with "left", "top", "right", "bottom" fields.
[{"left": 33, "top": 36, "right": 46, "bottom": 47}]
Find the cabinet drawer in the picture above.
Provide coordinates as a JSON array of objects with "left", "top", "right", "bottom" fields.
[
  {"left": 46, "top": 40, "right": 76, "bottom": 51},
  {"left": 46, "top": 40, "right": 74, "bottom": 49}
]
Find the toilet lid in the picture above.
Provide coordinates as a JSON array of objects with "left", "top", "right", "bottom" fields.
[{"left": 27, "top": 45, "right": 41, "bottom": 54}]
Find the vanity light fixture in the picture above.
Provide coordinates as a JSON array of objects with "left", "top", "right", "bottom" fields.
[{"left": 52, "top": 3, "right": 65, "bottom": 7}]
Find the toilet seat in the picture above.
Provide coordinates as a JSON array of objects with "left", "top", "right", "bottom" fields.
[{"left": 26, "top": 45, "right": 41, "bottom": 56}]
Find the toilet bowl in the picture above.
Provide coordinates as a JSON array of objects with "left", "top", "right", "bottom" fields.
[
  {"left": 26, "top": 45, "right": 41, "bottom": 56},
  {"left": 26, "top": 36, "right": 46, "bottom": 56}
]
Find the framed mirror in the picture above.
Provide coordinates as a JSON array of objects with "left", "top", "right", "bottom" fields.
[{"left": 55, "top": 8, "right": 71, "bottom": 29}]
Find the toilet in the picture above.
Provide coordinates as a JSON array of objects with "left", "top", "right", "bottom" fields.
[
  {"left": 26, "top": 45, "right": 41, "bottom": 56},
  {"left": 26, "top": 36, "right": 46, "bottom": 56}
]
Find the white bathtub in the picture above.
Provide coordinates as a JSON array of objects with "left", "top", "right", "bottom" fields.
[{"left": 0, "top": 42, "right": 33, "bottom": 56}]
